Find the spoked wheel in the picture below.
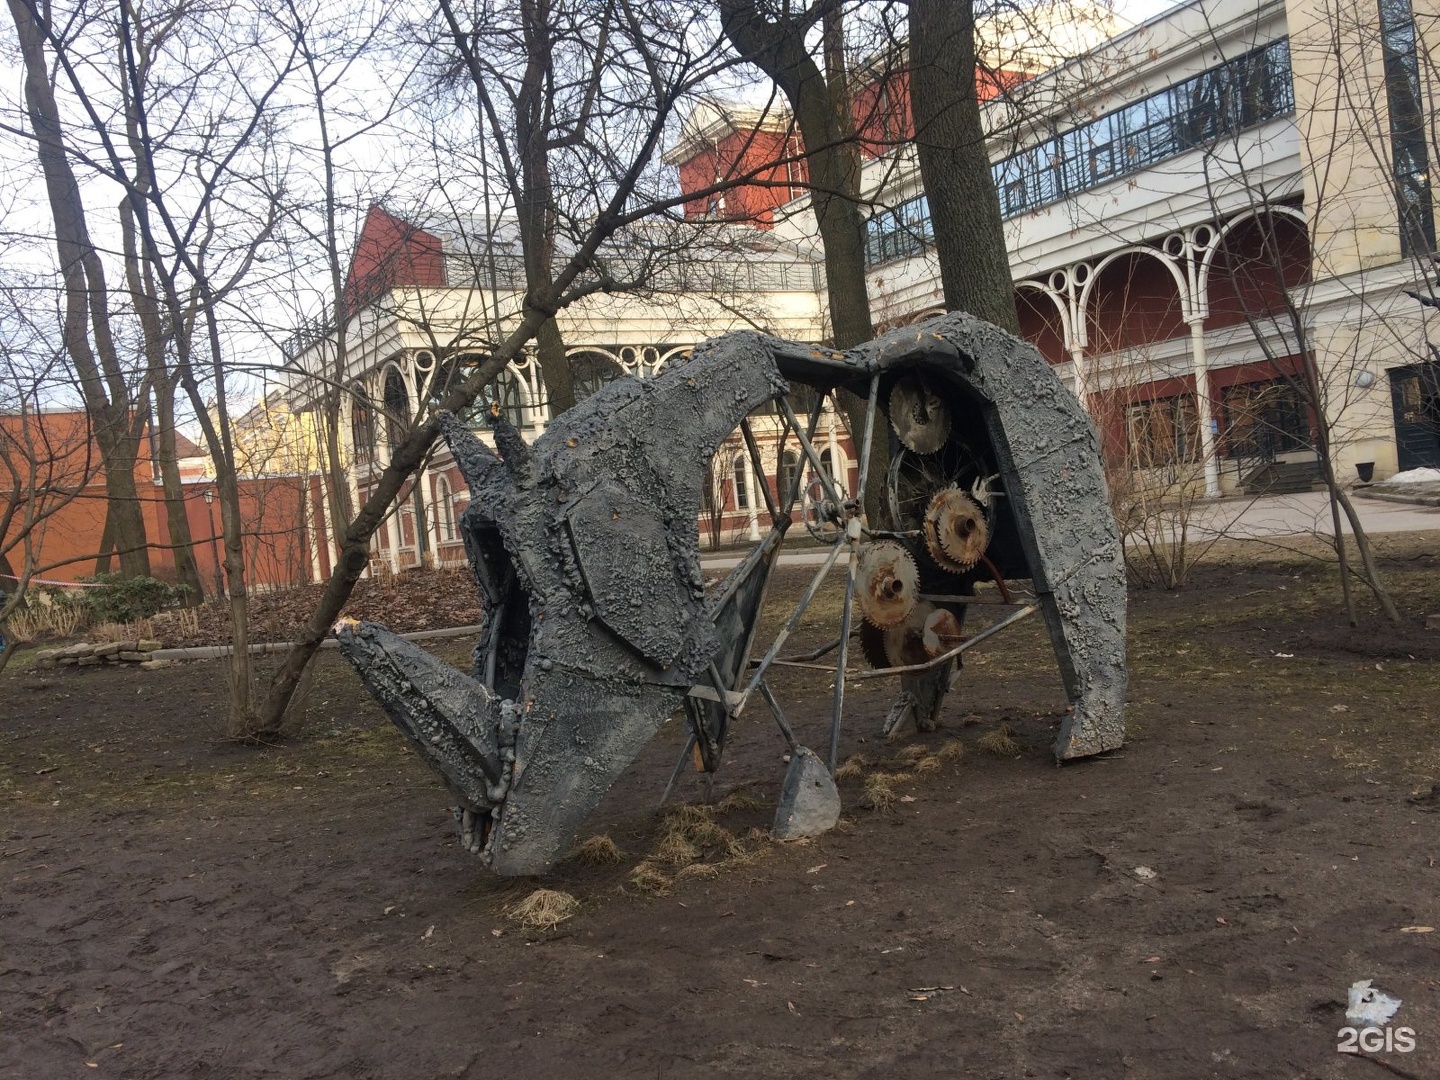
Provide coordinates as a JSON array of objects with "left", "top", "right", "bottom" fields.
[
  {"left": 802, "top": 475, "right": 845, "bottom": 544},
  {"left": 670, "top": 372, "right": 1039, "bottom": 837}
]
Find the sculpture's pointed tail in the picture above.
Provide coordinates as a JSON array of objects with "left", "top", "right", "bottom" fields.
[{"left": 334, "top": 621, "right": 505, "bottom": 811}]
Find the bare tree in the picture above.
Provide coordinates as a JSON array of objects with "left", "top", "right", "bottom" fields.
[
  {"left": 6, "top": 0, "right": 154, "bottom": 580},
  {"left": 270, "top": 0, "right": 414, "bottom": 568},
  {"left": 0, "top": 297, "right": 100, "bottom": 675},
  {"left": 7, "top": 0, "right": 307, "bottom": 730},
  {"left": 256, "top": 0, "right": 772, "bottom": 728},
  {"left": 907, "top": 0, "right": 1018, "bottom": 331}
]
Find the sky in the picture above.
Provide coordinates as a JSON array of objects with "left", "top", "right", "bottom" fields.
[{"left": 1115, "top": 0, "right": 1187, "bottom": 28}]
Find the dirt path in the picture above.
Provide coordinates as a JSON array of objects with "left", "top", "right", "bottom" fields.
[{"left": 2, "top": 540, "right": 1438, "bottom": 1079}]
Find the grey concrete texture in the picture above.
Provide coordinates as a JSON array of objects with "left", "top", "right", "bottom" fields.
[{"left": 337, "top": 313, "right": 1128, "bottom": 875}]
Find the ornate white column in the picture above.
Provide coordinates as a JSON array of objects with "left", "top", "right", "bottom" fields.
[
  {"left": 304, "top": 473, "right": 325, "bottom": 584},
  {"left": 1190, "top": 319, "right": 1221, "bottom": 498},
  {"left": 741, "top": 448, "right": 761, "bottom": 541},
  {"left": 825, "top": 408, "right": 842, "bottom": 495}
]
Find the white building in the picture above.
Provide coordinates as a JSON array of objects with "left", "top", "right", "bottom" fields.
[{"left": 277, "top": 0, "right": 1440, "bottom": 578}]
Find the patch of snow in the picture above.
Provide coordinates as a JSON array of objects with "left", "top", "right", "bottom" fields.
[
  {"left": 1383, "top": 467, "right": 1440, "bottom": 485},
  {"left": 1346, "top": 979, "right": 1402, "bottom": 1027}
]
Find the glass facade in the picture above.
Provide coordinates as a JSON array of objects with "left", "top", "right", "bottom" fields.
[
  {"left": 865, "top": 39, "right": 1296, "bottom": 268},
  {"left": 1379, "top": 0, "right": 1435, "bottom": 255}
]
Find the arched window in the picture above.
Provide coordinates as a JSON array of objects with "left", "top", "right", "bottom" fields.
[
  {"left": 819, "top": 448, "right": 835, "bottom": 480},
  {"left": 570, "top": 351, "right": 625, "bottom": 403},
  {"left": 779, "top": 450, "right": 801, "bottom": 501},
  {"left": 351, "top": 388, "right": 375, "bottom": 464},
  {"left": 383, "top": 367, "right": 411, "bottom": 448},
  {"left": 436, "top": 474, "right": 456, "bottom": 541},
  {"left": 733, "top": 454, "right": 749, "bottom": 510}
]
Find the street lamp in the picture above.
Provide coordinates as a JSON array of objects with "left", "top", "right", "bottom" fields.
[{"left": 203, "top": 487, "right": 223, "bottom": 599}]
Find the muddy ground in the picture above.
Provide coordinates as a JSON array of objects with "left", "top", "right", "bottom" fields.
[{"left": 2, "top": 537, "right": 1439, "bottom": 1080}]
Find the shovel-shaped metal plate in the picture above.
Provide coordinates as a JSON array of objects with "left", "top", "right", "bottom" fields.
[{"left": 773, "top": 747, "right": 841, "bottom": 840}]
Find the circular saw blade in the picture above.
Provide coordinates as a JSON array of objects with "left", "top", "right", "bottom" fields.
[
  {"left": 888, "top": 375, "right": 951, "bottom": 454},
  {"left": 859, "top": 619, "right": 890, "bottom": 669},
  {"left": 882, "top": 601, "right": 937, "bottom": 668},
  {"left": 924, "top": 488, "right": 989, "bottom": 572},
  {"left": 856, "top": 541, "right": 920, "bottom": 629}
]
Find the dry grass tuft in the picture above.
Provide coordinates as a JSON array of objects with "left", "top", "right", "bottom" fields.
[
  {"left": 936, "top": 739, "right": 966, "bottom": 763},
  {"left": 652, "top": 830, "right": 700, "bottom": 867},
  {"left": 628, "top": 861, "right": 672, "bottom": 896},
  {"left": 674, "top": 862, "right": 722, "bottom": 882},
  {"left": 91, "top": 618, "right": 156, "bottom": 644},
  {"left": 834, "top": 754, "right": 870, "bottom": 781},
  {"left": 568, "top": 834, "right": 625, "bottom": 866},
  {"left": 977, "top": 724, "right": 1022, "bottom": 758},
  {"left": 686, "top": 819, "right": 743, "bottom": 858},
  {"left": 661, "top": 802, "right": 715, "bottom": 827},
  {"left": 713, "top": 790, "right": 766, "bottom": 816},
  {"left": 912, "top": 754, "right": 943, "bottom": 774},
  {"left": 505, "top": 888, "right": 579, "bottom": 931},
  {"left": 892, "top": 743, "right": 931, "bottom": 766},
  {"left": 860, "top": 771, "right": 912, "bottom": 812}
]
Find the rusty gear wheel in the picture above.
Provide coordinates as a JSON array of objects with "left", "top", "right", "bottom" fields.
[
  {"left": 888, "top": 374, "right": 951, "bottom": 454},
  {"left": 924, "top": 488, "right": 989, "bottom": 572},
  {"left": 856, "top": 541, "right": 920, "bottom": 628}
]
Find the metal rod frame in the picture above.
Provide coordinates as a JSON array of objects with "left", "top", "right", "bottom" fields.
[
  {"left": 850, "top": 603, "right": 1039, "bottom": 681},
  {"left": 828, "top": 375, "right": 880, "bottom": 772}
]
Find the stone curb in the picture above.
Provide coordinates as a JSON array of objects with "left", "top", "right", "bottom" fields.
[
  {"left": 1353, "top": 489, "right": 1440, "bottom": 508},
  {"left": 148, "top": 623, "right": 485, "bottom": 661},
  {"left": 27, "top": 625, "right": 483, "bottom": 668}
]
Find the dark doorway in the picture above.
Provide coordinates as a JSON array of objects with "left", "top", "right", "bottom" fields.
[{"left": 1389, "top": 363, "right": 1440, "bottom": 470}]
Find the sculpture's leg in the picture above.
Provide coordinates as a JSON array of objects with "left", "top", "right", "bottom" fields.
[{"left": 488, "top": 679, "right": 683, "bottom": 876}]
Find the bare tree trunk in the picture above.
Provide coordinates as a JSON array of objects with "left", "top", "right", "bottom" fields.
[
  {"left": 534, "top": 316, "right": 573, "bottom": 416},
  {"left": 720, "top": 0, "right": 883, "bottom": 518},
  {"left": 8, "top": 0, "right": 152, "bottom": 580},
  {"left": 1334, "top": 484, "right": 1402, "bottom": 623},
  {"left": 152, "top": 376, "right": 204, "bottom": 601},
  {"left": 1300, "top": 346, "right": 1401, "bottom": 624},
  {"left": 120, "top": 188, "right": 202, "bottom": 600},
  {"left": 1325, "top": 475, "right": 1357, "bottom": 625},
  {"left": 908, "top": 0, "right": 1017, "bottom": 333}
]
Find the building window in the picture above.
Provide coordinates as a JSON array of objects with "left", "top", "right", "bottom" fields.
[
  {"left": 570, "top": 351, "right": 625, "bottom": 402},
  {"left": 863, "top": 194, "right": 933, "bottom": 267},
  {"left": 351, "top": 389, "right": 375, "bottom": 464},
  {"left": 436, "top": 475, "right": 456, "bottom": 541},
  {"left": 1379, "top": 0, "right": 1435, "bottom": 255},
  {"left": 863, "top": 40, "right": 1294, "bottom": 265},
  {"left": 733, "top": 455, "right": 750, "bottom": 510},
  {"left": 1221, "top": 379, "right": 1311, "bottom": 458},
  {"left": 448, "top": 360, "right": 535, "bottom": 432},
  {"left": 779, "top": 450, "right": 801, "bottom": 502},
  {"left": 1125, "top": 395, "right": 1200, "bottom": 467},
  {"left": 383, "top": 367, "right": 410, "bottom": 448}
]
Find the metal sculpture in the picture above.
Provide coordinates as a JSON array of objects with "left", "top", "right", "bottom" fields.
[{"left": 337, "top": 312, "right": 1127, "bottom": 876}]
